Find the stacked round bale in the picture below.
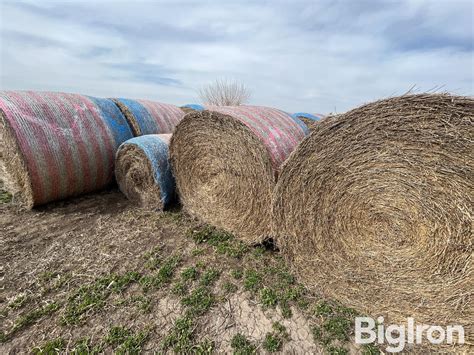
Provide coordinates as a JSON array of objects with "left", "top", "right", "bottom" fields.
[
  {"left": 291, "top": 112, "right": 326, "bottom": 130},
  {"left": 273, "top": 94, "right": 474, "bottom": 336},
  {"left": 112, "top": 98, "right": 185, "bottom": 209},
  {"left": 180, "top": 104, "right": 205, "bottom": 114},
  {"left": 112, "top": 98, "right": 184, "bottom": 136},
  {"left": 170, "top": 105, "right": 308, "bottom": 244},
  {"left": 0, "top": 91, "right": 133, "bottom": 208},
  {"left": 115, "top": 134, "right": 174, "bottom": 210}
]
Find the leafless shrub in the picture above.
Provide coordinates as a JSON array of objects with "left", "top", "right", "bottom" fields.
[{"left": 198, "top": 79, "right": 251, "bottom": 106}]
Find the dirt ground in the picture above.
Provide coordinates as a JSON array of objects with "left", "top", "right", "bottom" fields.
[{"left": 0, "top": 189, "right": 370, "bottom": 354}]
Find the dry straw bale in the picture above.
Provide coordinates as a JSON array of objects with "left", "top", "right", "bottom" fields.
[
  {"left": 115, "top": 134, "right": 175, "bottom": 210},
  {"left": 273, "top": 94, "right": 474, "bottom": 339},
  {"left": 170, "top": 105, "right": 308, "bottom": 244},
  {"left": 180, "top": 104, "right": 205, "bottom": 114},
  {"left": 0, "top": 91, "right": 134, "bottom": 208},
  {"left": 292, "top": 112, "right": 327, "bottom": 130},
  {"left": 112, "top": 98, "right": 184, "bottom": 136}
]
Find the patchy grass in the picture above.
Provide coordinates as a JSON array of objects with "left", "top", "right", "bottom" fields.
[
  {"left": 105, "top": 326, "right": 149, "bottom": 354},
  {"left": 231, "top": 268, "right": 243, "bottom": 280},
  {"left": 230, "top": 333, "right": 257, "bottom": 355},
  {"left": 32, "top": 337, "right": 65, "bottom": 354},
  {"left": 162, "top": 316, "right": 195, "bottom": 352},
  {"left": 200, "top": 268, "right": 220, "bottom": 286},
  {"left": 263, "top": 322, "right": 289, "bottom": 353},
  {"left": 243, "top": 269, "right": 262, "bottom": 292},
  {"left": 188, "top": 225, "right": 248, "bottom": 258},
  {"left": 172, "top": 281, "right": 188, "bottom": 296},
  {"left": 70, "top": 338, "right": 101, "bottom": 354},
  {"left": 2, "top": 203, "right": 379, "bottom": 353},
  {"left": 181, "top": 266, "right": 199, "bottom": 281},
  {"left": 260, "top": 287, "right": 278, "bottom": 308},
  {"left": 8, "top": 294, "right": 29, "bottom": 310},
  {"left": 162, "top": 315, "right": 213, "bottom": 354},
  {"left": 263, "top": 332, "right": 282, "bottom": 353},
  {"left": 311, "top": 301, "right": 358, "bottom": 352},
  {"left": 12, "top": 301, "right": 60, "bottom": 335},
  {"left": 140, "top": 255, "right": 181, "bottom": 292},
  {"left": 363, "top": 343, "right": 381, "bottom": 354},
  {"left": 222, "top": 281, "right": 238, "bottom": 294},
  {"left": 131, "top": 296, "right": 152, "bottom": 314},
  {"left": 62, "top": 272, "right": 139, "bottom": 325},
  {"left": 181, "top": 286, "right": 215, "bottom": 316},
  {"left": 326, "top": 345, "right": 349, "bottom": 355}
]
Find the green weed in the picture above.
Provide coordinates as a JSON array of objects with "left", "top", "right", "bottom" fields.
[
  {"left": 230, "top": 333, "right": 256, "bottom": 355},
  {"left": 32, "top": 338, "right": 65, "bottom": 354},
  {"left": 181, "top": 286, "right": 215, "bottom": 316}
]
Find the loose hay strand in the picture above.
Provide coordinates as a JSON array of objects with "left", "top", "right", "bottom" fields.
[{"left": 272, "top": 93, "right": 474, "bottom": 342}]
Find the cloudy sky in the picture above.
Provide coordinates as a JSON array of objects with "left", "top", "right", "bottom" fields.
[{"left": 0, "top": 0, "right": 472, "bottom": 113}]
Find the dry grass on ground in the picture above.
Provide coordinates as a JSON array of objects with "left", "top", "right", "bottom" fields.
[{"left": 0, "top": 188, "right": 377, "bottom": 354}]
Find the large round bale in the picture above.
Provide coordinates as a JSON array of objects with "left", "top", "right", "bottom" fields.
[
  {"left": 112, "top": 98, "right": 184, "bottom": 136},
  {"left": 180, "top": 104, "right": 205, "bottom": 114},
  {"left": 170, "top": 105, "right": 308, "bottom": 244},
  {"left": 115, "top": 134, "right": 175, "bottom": 210},
  {"left": 292, "top": 112, "right": 326, "bottom": 130},
  {"left": 273, "top": 94, "right": 474, "bottom": 334},
  {"left": 0, "top": 91, "right": 134, "bottom": 208}
]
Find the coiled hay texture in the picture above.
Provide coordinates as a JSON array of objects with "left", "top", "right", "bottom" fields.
[
  {"left": 0, "top": 91, "right": 134, "bottom": 208},
  {"left": 115, "top": 134, "right": 175, "bottom": 210},
  {"left": 170, "top": 105, "right": 308, "bottom": 244},
  {"left": 273, "top": 94, "right": 474, "bottom": 337},
  {"left": 113, "top": 98, "right": 184, "bottom": 136}
]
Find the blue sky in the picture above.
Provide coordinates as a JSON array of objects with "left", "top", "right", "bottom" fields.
[{"left": 0, "top": 0, "right": 472, "bottom": 113}]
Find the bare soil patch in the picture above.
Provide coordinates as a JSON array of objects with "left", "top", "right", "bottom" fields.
[{"left": 1, "top": 189, "right": 370, "bottom": 354}]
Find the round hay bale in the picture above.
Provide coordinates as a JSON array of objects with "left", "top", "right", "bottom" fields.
[
  {"left": 273, "top": 94, "right": 474, "bottom": 336},
  {"left": 0, "top": 91, "right": 134, "bottom": 208},
  {"left": 170, "top": 105, "right": 308, "bottom": 244},
  {"left": 115, "top": 134, "right": 175, "bottom": 210},
  {"left": 112, "top": 98, "right": 184, "bottom": 136},
  {"left": 292, "top": 112, "right": 325, "bottom": 130},
  {"left": 180, "top": 104, "right": 205, "bottom": 114}
]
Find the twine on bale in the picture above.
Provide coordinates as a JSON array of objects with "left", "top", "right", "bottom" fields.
[
  {"left": 0, "top": 91, "right": 134, "bottom": 208},
  {"left": 170, "top": 105, "right": 308, "bottom": 244},
  {"left": 273, "top": 94, "right": 474, "bottom": 340},
  {"left": 112, "top": 98, "right": 184, "bottom": 136},
  {"left": 115, "top": 134, "right": 175, "bottom": 210}
]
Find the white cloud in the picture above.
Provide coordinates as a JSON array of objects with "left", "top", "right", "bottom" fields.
[{"left": 0, "top": 0, "right": 472, "bottom": 113}]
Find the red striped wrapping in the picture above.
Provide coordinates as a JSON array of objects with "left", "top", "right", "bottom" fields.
[
  {"left": 137, "top": 99, "right": 184, "bottom": 133},
  {"left": 0, "top": 91, "right": 133, "bottom": 206},
  {"left": 206, "top": 105, "right": 307, "bottom": 169},
  {"left": 113, "top": 98, "right": 184, "bottom": 136}
]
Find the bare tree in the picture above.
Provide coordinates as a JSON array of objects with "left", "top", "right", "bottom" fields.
[{"left": 198, "top": 79, "right": 251, "bottom": 106}]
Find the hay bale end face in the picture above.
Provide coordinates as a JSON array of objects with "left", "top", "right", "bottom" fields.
[
  {"left": 273, "top": 94, "right": 474, "bottom": 334},
  {"left": 115, "top": 134, "right": 175, "bottom": 210},
  {"left": 0, "top": 91, "right": 134, "bottom": 208},
  {"left": 113, "top": 98, "right": 184, "bottom": 136},
  {"left": 170, "top": 105, "right": 308, "bottom": 244}
]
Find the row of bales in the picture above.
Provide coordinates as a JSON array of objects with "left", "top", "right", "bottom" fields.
[{"left": 0, "top": 91, "right": 472, "bottom": 347}]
